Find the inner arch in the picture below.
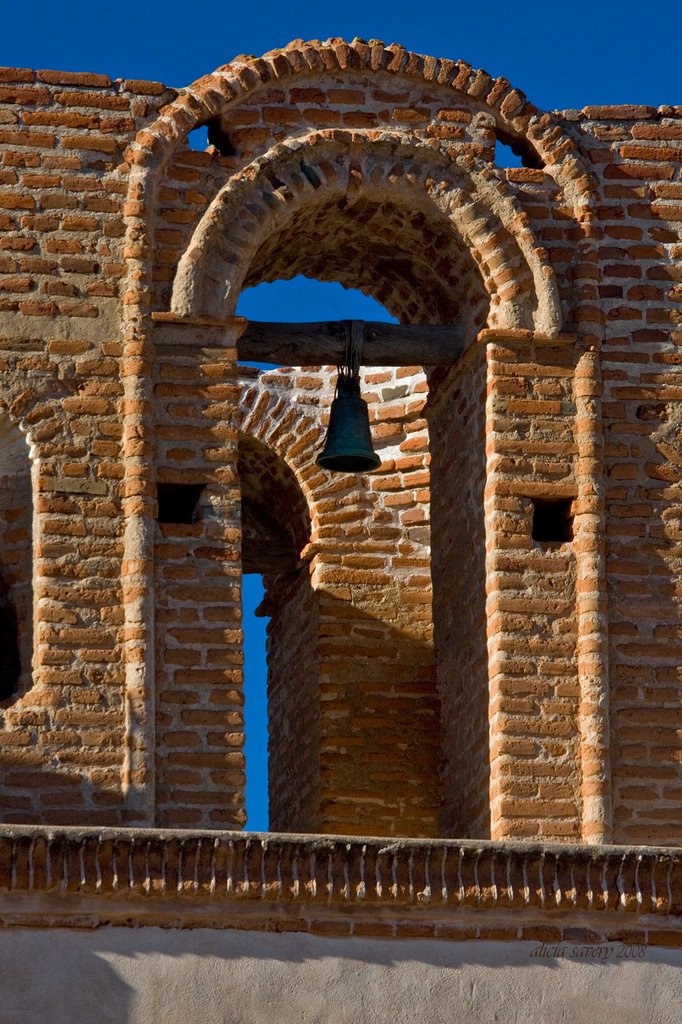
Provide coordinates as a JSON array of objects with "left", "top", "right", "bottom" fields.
[
  {"left": 170, "top": 132, "right": 554, "bottom": 333},
  {"left": 238, "top": 433, "right": 311, "bottom": 574},
  {"left": 242, "top": 194, "right": 490, "bottom": 330}
]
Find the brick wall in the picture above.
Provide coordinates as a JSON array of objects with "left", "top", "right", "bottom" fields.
[
  {"left": 266, "top": 567, "right": 320, "bottom": 832},
  {"left": 584, "top": 104, "right": 682, "bottom": 845},
  {"left": 485, "top": 339, "right": 582, "bottom": 841},
  {"left": 153, "top": 340, "right": 243, "bottom": 829},
  {"left": 0, "top": 67, "right": 174, "bottom": 825},
  {"left": 429, "top": 349, "right": 489, "bottom": 838}
]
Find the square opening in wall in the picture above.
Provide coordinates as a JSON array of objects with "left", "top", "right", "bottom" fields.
[
  {"left": 157, "top": 483, "right": 205, "bottom": 525},
  {"left": 531, "top": 497, "right": 574, "bottom": 543}
]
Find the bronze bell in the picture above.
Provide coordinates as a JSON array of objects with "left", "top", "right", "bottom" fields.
[{"left": 316, "top": 373, "right": 381, "bottom": 473}]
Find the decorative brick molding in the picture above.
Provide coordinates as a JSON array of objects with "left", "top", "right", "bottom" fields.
[
  {"left": 170, "top": 132, "right": 562, "bottom": 335},
  {"left": 124, "top": 39, "right": 598, "bottom": 221},
  {"left": 0, "top": 826, "right": 679, "bottom": 942}
]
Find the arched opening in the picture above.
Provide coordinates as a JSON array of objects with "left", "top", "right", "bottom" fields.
[
  {"left": 238, "top": 279, "right": 398, "bottom": 830},
  {"left": 235, "top": 195, "right": 493, "bottom": 841},
  {"left": 169, "top": 133, "right": 561, "bottom": 835},
  {"left": 170, "top": 132, "right": 562, "bottom": 335},
  {"left": 238, "top": 193, "right": 489, "bottom": 331},
  {"left": 131, "top": 40, "right": 587, "bottom": 839},
  {"left": 237, "top": 431, "right": 314, "bottom": 831},
  {"left": 0, "top": 412, "right": 33, "bottom": 701},
  {"left": 234, "top": 271, "right": 445, "bottom": 836},
  {"left": 228, "top": 179, "right": 493, "bottom": 835},
  {"left": 230, "top": 196, "right": 489, "bottom": 836}
]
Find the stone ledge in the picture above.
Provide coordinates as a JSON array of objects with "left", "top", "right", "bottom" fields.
[{"left": 0, "top": 826, "right": 679, "bottom": 934}]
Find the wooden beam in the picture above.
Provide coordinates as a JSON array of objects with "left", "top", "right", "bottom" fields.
[
  {"left": 151, "top": 314, "right": 468, "bottom": 366},
  {"left": 237, "top": 320, "right": 466, "bottom": 366}
]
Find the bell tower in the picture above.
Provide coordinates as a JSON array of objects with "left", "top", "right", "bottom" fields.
[{"left": 0, "top": 39, "right": 681, "bottom": 1021}]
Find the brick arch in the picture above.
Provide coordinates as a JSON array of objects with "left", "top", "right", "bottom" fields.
[
  {"left": 171, "top": 132, "right": 562, "bottom": 335},
  {"left": 237, "top": 432, "right": 311, "bottom": 574},
  {"left": 119, "top": 35, "right": 598, "bottom": 528},
  {"left": 237, "top": 372, "right": 327, "bottom": 544},
  {"left": 125, "top": 38, "right": 597, "bottom": 226},
  {"left": 118, "top": 41, "right": 597, "bottom": 822}
]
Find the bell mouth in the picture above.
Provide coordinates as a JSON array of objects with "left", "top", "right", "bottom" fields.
[{"left": 316, "top": 450, "right": 382, "bottom": 473}]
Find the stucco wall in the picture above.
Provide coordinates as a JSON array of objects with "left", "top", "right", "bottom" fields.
[{"left": 0, "top": 928, "right": 680, "bottom": 1024}]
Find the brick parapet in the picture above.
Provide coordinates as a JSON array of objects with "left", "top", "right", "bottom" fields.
[{"left": 0, "top": 825, "right": 679, "bottom": 943}]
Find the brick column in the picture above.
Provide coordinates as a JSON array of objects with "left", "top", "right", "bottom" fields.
[
  {"left": 484, "top": 331, "right": 584, "bottom": 842},
  {"left": 152, "top": 321, "right": 243, "bottom": 829},
  {"left": 574, "top": 347, "right": 612, "bottom": 842}
]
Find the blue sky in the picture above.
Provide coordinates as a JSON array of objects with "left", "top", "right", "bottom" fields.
[
  {"left": 2, "top": 0, "right": 679, "bottom": 108},
  {"left": 3, "top": 0, "right": 678, "bottom": 829}
]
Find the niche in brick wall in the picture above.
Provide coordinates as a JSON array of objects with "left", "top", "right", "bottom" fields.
[
  {"left": 156, "top": 482, "right": 205, "bottom": 524},
  {"left": 0, "top": 413, "right": 33, "bottom": 701},
  {"left": 531, "top": 497, "right": 574, "bottom": 543}
]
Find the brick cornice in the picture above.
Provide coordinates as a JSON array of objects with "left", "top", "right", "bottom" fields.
[{"left": 0, "top": 827, "right": 679, "bottom": 936}]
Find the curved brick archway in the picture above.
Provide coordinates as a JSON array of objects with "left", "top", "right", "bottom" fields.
[
  {"left": 237, "top": 432, "right": 311, "bottom": 575},
  {"left": 237, "top": 372, "right": 325, "bottom": 537},
  {"left": 171, "top": 132, "right": 562, "bottom": 335},
  {"left": 125, "top": 38, "right": 598, "bottom": 226},
  {"left": 236, "top": 367, "right": 440, "bottom": 836},
  {"left": 116, "top": 38, "right": 604, "bottom": 833}
]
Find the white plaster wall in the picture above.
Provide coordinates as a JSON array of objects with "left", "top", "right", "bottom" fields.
[{"left": 0, "top": 928, "right": 680, "bottom": 1024}]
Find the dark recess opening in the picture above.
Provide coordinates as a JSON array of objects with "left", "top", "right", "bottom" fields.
[
  {"left": 531, "top": 497, "right": 574, "bottom": 543},
  {"left": 0, "top": 583, "right": 20, "bottom": 700},
  {"left": 494, "top": 128, "right": 543, "bottom": 170},
  {"left": 206, "top": 117, "right": 236, "bottom": 157},
  {"left": 157, "top": 483, "right": 205, "bottom": 525}
]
